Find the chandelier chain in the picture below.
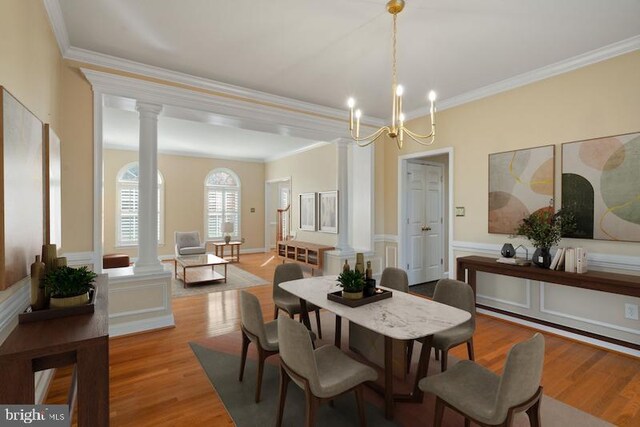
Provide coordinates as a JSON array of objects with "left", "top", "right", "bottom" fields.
[{"left": 392, "top": 13, "right": 397, "bottom": 87}]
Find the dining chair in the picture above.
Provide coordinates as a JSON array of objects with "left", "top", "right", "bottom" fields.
[
  {"left": 238, "top": 291, "right": 279, "bottom": 403},
  {"left": 419, "top": 333, "right": 545, "bottom": 427},
  {"left": 380, "top": 267, "right": 409, "bottom": 292},
  {"left": 408, "top": 278, "right": 476, "bottom": 373},
  {"left": 276, "top": 317, "right": 378, "bottom": 427},
  {"left": 273, "top": 263, "right": 322, "bottom": 339}
]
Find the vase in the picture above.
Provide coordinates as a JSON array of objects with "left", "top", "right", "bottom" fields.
[
  {"left": 50, "top": 292, "right": 90, "bottom": 309},
  {"left": 41, "top": 244, "right": 58, "bottom": 273},
  {"left": 342, "top": 290, "right": 363, "bottom": 300},
  {"left": 30, "top": 256, "right": 46, "bottom": 310},
  {"left": 224, "top": 235, "right": 231, "bottom": 244},
  {"left": 364, "top": 278, "right": 377, "bottom": 297},
  {"left": 501, "top": 243, "right": 515, "bottom": 258},
  {"left": 532, "top": 247, "right": 552, "bottom": 268}
]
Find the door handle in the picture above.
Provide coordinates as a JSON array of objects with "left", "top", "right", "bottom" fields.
[{"left": 421, "top": 226, "right": 432, "bottom": 231}]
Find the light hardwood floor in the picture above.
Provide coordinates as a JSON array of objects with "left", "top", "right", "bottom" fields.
[{"left": 46, "top": 252, "right": 640, "bottom": 426}]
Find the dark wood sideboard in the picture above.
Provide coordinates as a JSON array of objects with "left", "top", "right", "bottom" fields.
[
  {"left": 0, "top": 275, "right": 109, "bottom": 426},
  {"left": 456, "top": 255, "right": 640, "bottom": 350}
]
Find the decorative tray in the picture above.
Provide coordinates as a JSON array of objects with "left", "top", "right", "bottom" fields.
[
  {"left": 19, "top": 287, "right": 97, "bottom": 324},
  {"left": 327, "top": 288, "right": 392, "bottom": 308}
]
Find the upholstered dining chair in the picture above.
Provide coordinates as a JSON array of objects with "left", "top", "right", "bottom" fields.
[
  {"left": 408, "top": 278, "right": 476, "bottom": 373},
  {"left": 379, "top": 267, "right": 409, "bottom": 292},
  {"left": 174, "top": 231, "right": 206, "bottom": 257},
  {"left": 273, "top": 263, "right": 322, "bottom": 339},
  {"left": 419, "top": 333, "right": 545, "bottom": 427},
  {"left": 238, "top": 291, "right": 279, "bottom": 403},
  {"left": 276, "top": 316, "right": 378, "bottom": 427}
]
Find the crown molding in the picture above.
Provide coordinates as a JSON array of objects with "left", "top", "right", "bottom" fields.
[
  {"left": 406, "top": 35, "right": 640, "bottom": 120},
  {"left": 264, "top": 140, "right": 332, "bottom": 163},
  {"left": 104, "top": 142, "right": 267, "bottom": 164},
  {"left": 68, "top": 46, "right": 386, "bottom": 127},
  {"left": 42, "top": 0, "right": 70, "bottom": 55}
]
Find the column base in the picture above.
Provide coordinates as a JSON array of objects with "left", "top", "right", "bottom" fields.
[{"left": 133, "top": 261, "right": 165, "bottom": 275}]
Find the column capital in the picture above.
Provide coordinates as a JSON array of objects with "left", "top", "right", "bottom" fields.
[
  {"left": 135, "top": 101, "right": 163, "bottom": 117},
  {"left": 332, "top": 137, "right": 354, "bottom": 147}
]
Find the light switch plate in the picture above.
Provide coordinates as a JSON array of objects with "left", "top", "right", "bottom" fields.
[
  {"left": 455, "top": 207, "right": 465, "bottom": 217},
  {"left": 625, "top": 303, "right": 639, "bottom": 320},
  {"left": 250, "top": 207, "right": 255, "bottom": 213}
]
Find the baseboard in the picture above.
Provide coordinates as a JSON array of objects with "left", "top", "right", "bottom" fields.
[
  {"left": 109, "top": 313, "right": 175, "bottom": 337},
  {"left": 477, "top": 306, "right": 640, "bottom": 358},
  {"left": 157, "top": 247, "right": 267, "bottom": 261},
  {"left": 35, "top": 369, "right": 56, "bottom": 404},
  {"left": 0, "top": 278, "right": 30, "bottom": 345}
]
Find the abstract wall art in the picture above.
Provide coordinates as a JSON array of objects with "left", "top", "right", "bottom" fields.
[
  {"left": 562, "top": 132, "right": 640, "bottom": 242},
  {"left": 489, "top": 145, "right": 555, "bottom": 234},
  {"left": 0, "top": 87, "right": 44, "bottom": 290},
  {"left": 299, "top": 192, "right": 316, "bottom": 231},
  {"left": 318, "top": 190, "right": 338, "bottom": 233}
]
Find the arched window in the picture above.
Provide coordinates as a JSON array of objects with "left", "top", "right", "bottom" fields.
[
  {"left": 205, "top": 168, "right": 241, "bottom": 240},
  {"left": 116, "top": 162, "right": 164, "bottom": 246}
]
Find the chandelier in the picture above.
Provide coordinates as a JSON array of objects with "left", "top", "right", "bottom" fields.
[{"left": 347, "top": 0, "right": 437, "bottom": 149}]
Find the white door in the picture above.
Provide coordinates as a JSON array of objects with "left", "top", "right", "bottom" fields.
[{"left": 406, "top": 162, "right": 443, "bottom": 285}]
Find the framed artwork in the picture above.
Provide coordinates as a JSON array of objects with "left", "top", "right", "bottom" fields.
[
  {"left": 299, "top": 192, "right": 316, "bottom": 231},
  {"left": 488, "top": 145, "right": 555, "bottom": 234},
  {"left": 0, "top": 87, "right": 44, "bottom": 290},
  {"left": 318, "top": 191, "right": 338, "bottom": 233},
  {"left": 45, "top": 124, "right": 62, "bottom": 248},
  {"left": 562, "top": 132, "right": 640, "bottom": 242}
]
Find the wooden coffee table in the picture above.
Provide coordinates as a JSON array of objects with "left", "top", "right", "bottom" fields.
[{"left": 174, "top": 254, "right": 229, "bottom": 288}]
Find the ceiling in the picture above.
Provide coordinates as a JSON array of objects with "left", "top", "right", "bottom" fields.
[
  {"left": 57, "top": 0, "right": 640, "bottom": 120},
  {"left": 103, "top": 106, "right": 322, "bottom": 161}
]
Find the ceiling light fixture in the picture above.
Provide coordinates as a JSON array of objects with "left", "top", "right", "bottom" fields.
[{"left": 347, "top": 0, "right": 436, "bottom": 149}]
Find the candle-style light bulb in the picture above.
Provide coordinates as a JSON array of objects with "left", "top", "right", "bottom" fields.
[
  {"left": 428, "top": 90, "right": 437, "bottom": 102},
  {"left": 347, "top": 98, "right": 355, "bottom": 130},
  {"left": 428, "top": 91, "right": 437, "bottom": 126},
  {"left": 396, "top": 85, "right": 404, "bottom": 97},
  {"left": 347, "top": 98, "right": 355, "bottom": 108},
  {"left": 355, "top": 109, "right": 362, "bottom": 138}
]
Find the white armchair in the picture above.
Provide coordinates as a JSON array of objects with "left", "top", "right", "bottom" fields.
[{"left": 175, "top": 231, "right": 206, "bottom": 257}]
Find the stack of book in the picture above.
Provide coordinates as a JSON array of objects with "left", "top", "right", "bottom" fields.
[{"left": 549, "top": 247, "right": 588, "bottom": 273}]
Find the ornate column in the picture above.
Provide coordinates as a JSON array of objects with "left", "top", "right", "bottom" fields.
[
  {"left": 134, "top": 101, "right": 164, "bottom": 274},
  {"left": 335, "top": 138, "right": 353, "bottom": 253}
]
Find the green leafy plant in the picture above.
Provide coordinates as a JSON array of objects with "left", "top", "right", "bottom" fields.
[
  {"left": 515, "top": 209, "right": 576, "bottom": 249},
  {"left": 44, "top": 266, "right": 97, "bottom": 298},
  {"left": 337, "top": 269, "right": 365, "bottom": 293}
]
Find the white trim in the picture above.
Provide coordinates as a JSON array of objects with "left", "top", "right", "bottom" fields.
[
  {"left": 105, "top": 143, "right": 267, "bottom": 164},
  {"left": 109, "top": 305, "right": 167, "bottom": 319},
  {"left": 109, "top": 314, "right": 175, "bottom": 337},
  {"left": 397, "top": 147, "right": 455, "bottom": 282},
  {"left": 451, "top": 240, "right": 640, "bottom": 273},
  {"left": 477, "top": 308, "right": 640, "bottom": 358},
  {"left": 406, "top": 36, "right": 640, "bottom": 120},
  {"left": 265, "top": 141, "right": 332, "bottom": 163},
  {"left": 93, "top": 90, "right": 104, "bottom": 272},
  {"left": 0, "top": 279, "right": 30, "bottom": 344},
  {"left": 477, "top": 280, "right": 532, "bottom": 309},
  {"left": 540, "top": 282, "right": 640, "bottom": 336},
  {"left": 204, "top": 168, "right": 242, "bottom": 242},
  {"left": 374, "top": 234, "right": 398, "bottom": 243},
  {"left": 264, "top": 177, "right": 292, "bottom": 253},
  {"left": 155, "top": 247, "right": 267, "bottom": 262},
  {"left": 34, "top": 370, "right": 56, "bottom": 404},
  {"left": 42, "top": 0, "right": 70, "bottom": 55},
  {"left": 385, "top": 246, "right": 397, "bottom": 268}
]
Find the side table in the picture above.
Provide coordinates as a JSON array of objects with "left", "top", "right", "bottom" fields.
[{"left": 211, "top": 241, "right": 242, "bottom": 263}]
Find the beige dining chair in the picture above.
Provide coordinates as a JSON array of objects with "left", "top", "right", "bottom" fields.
[
  {"left": 276, "top": 316, "right": 378, "bottom": 427},
  {"left": 408, "top": 278, "right": 476, "bottom": 373},
  {"left": 419, "top": 333, "right": 545, "bottom": 427},
  {"left": 273, "top": 263, "right": 322, "bottom": 339},
  {"left": 380, "top": 267, "right": 409, "bottom": 292},
  {"left": 238, "top": 291, "right": 279, "bottom": 403}
]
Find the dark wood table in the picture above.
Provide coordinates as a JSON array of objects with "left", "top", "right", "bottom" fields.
[
  {"left": 456, "top": 255, "right": 640, "bottom": 298},
  {"left": 0, "top": 275, "right": 109, "bottom": 426}
]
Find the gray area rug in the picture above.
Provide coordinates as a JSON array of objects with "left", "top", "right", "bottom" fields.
[
  {"left": 190, "top": 343, "right": 397, "bottom": 427},
  {"left": 170, "top": 264, "right": 269, "bottom": 298},
  {"left": 190, "top": 338, "right": 613, "bottom": 427}
]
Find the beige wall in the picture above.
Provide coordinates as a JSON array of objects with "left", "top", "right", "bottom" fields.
[
  {"left": 265, "top": 144, "right": 338, "bottom": 246},
  {"left": 384, "top": 51, "right": 640, "bottom": 258},
  {"left": 103, "top": 149, "right": 265, "bottom": 257},
  {"left": 0, "top": 0, "right": 63, "bottom": 306}
]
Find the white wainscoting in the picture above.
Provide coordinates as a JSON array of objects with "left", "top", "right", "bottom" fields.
[{"left": 452, "top": 241, "right": 640, "bottom": 357}]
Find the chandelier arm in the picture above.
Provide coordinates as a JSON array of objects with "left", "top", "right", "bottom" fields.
[
  {"left": 403, "top": 127, "right": 436, "bottom": 146},
  {"left": 350, "top": 126, "right": 390, "bottom": 144}
]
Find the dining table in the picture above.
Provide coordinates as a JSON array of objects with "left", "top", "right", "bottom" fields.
[{"left": 280, "top": 275, "right": 471, "bottom": 420}]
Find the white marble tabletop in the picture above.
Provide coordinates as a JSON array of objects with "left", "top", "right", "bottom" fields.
[{"left": 280, "top": 276, "right": 471, "bottom": 341}]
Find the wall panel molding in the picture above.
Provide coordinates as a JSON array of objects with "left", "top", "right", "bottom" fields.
[{"left": 477, "top": 279, "right": 531, "bottom": 309}]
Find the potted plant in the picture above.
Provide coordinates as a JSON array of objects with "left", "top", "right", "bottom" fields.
[
  {"left": 337, "top": 269, "right": 365, "bottom": 300},
  {"left": 515, "top": 209, "right": 576, "bottom": 268},
  {"left": 45, "top": 266, "right": 97, "bottom": 308}
]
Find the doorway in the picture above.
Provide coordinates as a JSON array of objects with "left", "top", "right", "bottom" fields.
[
  {"left": 265, "top": 177, "right": 291, "bottom": 250},
  {"left": 398, "top": 148, "right": 453, "bottom": 287}
]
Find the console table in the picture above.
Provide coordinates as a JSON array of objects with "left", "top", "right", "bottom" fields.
[
  {"left": 277, "top": 240, "right": 334, "bottom": 274},
  {"left": 456, "top": 255, "right": 640, "bottom": 298},
  {"left": 0, "top": 275, "right": 109, "bottom": 426}
]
